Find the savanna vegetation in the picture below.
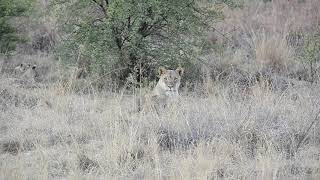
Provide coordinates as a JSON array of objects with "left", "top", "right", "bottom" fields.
[{"left": 1, "top": 0, "right": 320, "bottom": 179}]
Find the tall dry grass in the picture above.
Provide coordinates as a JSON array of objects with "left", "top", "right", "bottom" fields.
[
  {"left": 1, "top": 0, "right": 320, "bottom": 179},
  {"left": 210, "top": 0, "right": 320, "bottom": 75},
  {"left": 1, "top": 57, "right": 320, "bottom": 179}
]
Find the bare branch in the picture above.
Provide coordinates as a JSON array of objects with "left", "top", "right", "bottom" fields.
[
  {"left": 296, "top": 110, "right": 320, "bottom": 151},
  {"left": 138, "top": 15, "right": 168, "bottom": 37},
  {"left": 91, "top": 0, "right": 107, "bottom": 16}
]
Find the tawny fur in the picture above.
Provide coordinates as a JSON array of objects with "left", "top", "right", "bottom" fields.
[
  {"left": 14, "top": 63, "right": 29, "bottom": 75},
  {"left": 137, "top": 67, "right": 184, "bottom": 113},
  {"left": 21, "top": 64, "right": 37, "bottom": 82}
]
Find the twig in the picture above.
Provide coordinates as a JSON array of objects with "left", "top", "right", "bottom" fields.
[
  {"left": 296, "top": 110, "right": 320, "bottom": 151},
  {"left": 91, "top": 0, "right": 107, "bottom": 16},
  {"left": 197, "top": 58, "right": 216, "bottom": 70},
  {"left": 213, "top": 28, "right": 233, "bottom": 42},
  {"left": 76, "top": 67, "right": 128, "bottom": 92}
]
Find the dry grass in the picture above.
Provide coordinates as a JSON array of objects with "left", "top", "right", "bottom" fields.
[
  {"left": 1, "top": 0, "right": 320, "bottom": 179},
  {"left": 253, "top": 31, "right": 293, "bottom": 71},
  {"left": 1, "top": 56, "right": 320, "bottom": 179},
  {"left": 210, "top": 0, "right": 320, "bottom": 74}
]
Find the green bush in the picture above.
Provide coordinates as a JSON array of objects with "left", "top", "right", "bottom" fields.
[
  {"left": 301, "top": 30, "right": 320, "bottom": 83},
  {"left": 0, "top": 0, "right": 33, "bottom": 53},
  {"left": 54, "top": 0, "right": 224, "bottom": 87}
]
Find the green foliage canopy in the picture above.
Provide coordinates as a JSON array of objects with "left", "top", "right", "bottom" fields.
[
  {"left": 55, "top": 0, "right": 222, "bottom": 85},
  {"left": 0, "top": 0, "right": 33, "bottom": 53}
]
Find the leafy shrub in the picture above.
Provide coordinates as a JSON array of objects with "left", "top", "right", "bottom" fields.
[
  {"left": 0, "top": 0, "right": 33, "bottom": 53},
  {"left": 54, "top": 0, "right": 223, "bottom": 87},
  {"left": 32, "top": 25, "right": 56, "bottom": 53},
  {"left": 300, "top": 30, "right": 320, "bottom": 83}
]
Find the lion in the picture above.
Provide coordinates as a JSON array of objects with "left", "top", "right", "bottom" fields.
[
  {"left": 137, "top": 67, "right": 184, "bottom": 113},
  {"left": 21, "top": 64, "right": 37, "bottom": 82},
  {"left": 14, "top": 63, "right": 29, "bottom": 75}
]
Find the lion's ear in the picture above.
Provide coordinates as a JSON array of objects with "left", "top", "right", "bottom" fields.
[
  {"left": 159, "top": 67, "right": 167, "bottom": 75},
  {"left": 176, "top": 67, "right": 184, "bottom": 76}
]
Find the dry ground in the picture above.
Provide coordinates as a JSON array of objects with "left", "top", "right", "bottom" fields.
[
  {"left": 0, "top": 55, "right": 320, "bottom": 180},
  {"left": 1, "top": 0, "right": 320, "bottom": 179}
]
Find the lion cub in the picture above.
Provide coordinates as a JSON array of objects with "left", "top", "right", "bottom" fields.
[{"left": 137, "top": 67, "right": 184, "bottom": 113}]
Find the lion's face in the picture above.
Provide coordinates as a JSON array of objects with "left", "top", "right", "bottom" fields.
[{"left": 158, "top": 67, "right": 184, "bottom": 93}]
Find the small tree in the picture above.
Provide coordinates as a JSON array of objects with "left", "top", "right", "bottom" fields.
[
  {"left": 54, "top": 0, "right": 222, "bottom": 86},
  {"left": 302, "top": 31, "right": 320, "bottom": 83},
  {"left": 0, "top": 0, "right": 33, "bottom": 53}
]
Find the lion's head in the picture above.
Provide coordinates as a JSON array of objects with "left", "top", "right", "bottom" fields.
[{"left": 157, "top": 67, "right": 184, "bottom": 93}]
